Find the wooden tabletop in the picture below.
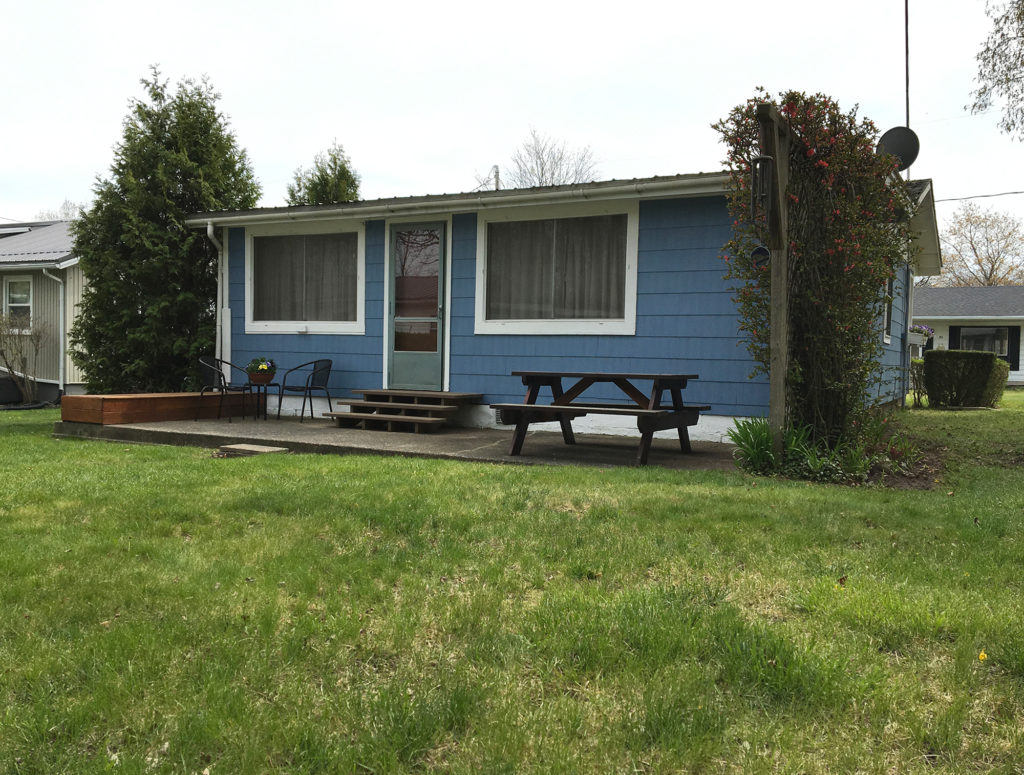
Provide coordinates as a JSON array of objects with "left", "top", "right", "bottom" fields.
[{"left": 512, "top": 371, "right": 699, "bottom": 381}]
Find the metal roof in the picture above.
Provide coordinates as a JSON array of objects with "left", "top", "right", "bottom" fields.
[
  {"left": 0, "top": 221, "right": 76, "bottom": 268},
  {"left": 914, "top": 285, "right": 1024, "bottom": 318},
  {"left": 186, "top": 172, "right": 732, "bottom": 226},
  {"left": 185, "top": 173, "right": 944, "bottom": 276}
]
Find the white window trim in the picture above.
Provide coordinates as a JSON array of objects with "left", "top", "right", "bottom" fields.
[
  {"left": 882, "top": 277, "right": 894, "bottom": 345},
  {"left": 3, "top": 275, "right": 32, "bottom": 334},
  {"left": 245, "top": 220, "right": 365, "bottom": 335},
  {"left": 474, "top": 201, "right": 638, "bottom": 336}
]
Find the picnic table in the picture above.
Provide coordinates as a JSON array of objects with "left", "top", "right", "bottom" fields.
[{"left": 490, "top": 371, "right": 711, "bottom": 465}]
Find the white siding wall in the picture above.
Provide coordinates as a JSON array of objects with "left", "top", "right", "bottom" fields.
[
  {"left": 64, "top": 263, "right": 86, "bottom": 386},
  {"left": 1, "top": 269, "right": 60, "bottom": 383},
  {"left": 916, "top": 317, "right": 1024, "bottom": 384},
  {"left": 0, "top": 265, "right": 87, "bottom": 391}
]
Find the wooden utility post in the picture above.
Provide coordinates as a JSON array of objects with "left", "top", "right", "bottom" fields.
[{"left": 755, "top": 104, "right": 790, "bottom": 458}]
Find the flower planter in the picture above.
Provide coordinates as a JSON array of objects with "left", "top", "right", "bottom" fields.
[
  {"left": 908, "top": 332, "right": 929, "bottom": 347},
  {"left": 248, "top": 372, "right": 275, "bottom": 385}
]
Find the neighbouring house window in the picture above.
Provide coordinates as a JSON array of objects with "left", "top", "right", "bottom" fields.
[
  {"left": 959, "top": 326, "right": 1009, "bottom": 357},
  {"left": 246, "top": 226, "right": 364, "bottom": 335},
  {"left": 476, "top": 205, "right": 638, "bottom": 335},
  {"left": 3, "top": 277, "right": 31, "bottom": 331}
]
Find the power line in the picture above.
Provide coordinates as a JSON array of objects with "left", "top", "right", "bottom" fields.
[{"left": 936, "top": 190, "right": 1024, "bottom": 203}]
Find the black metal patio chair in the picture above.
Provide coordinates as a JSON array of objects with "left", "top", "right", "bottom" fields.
[
  {"left": 276, "top": 359, "right": 333, "bottom": 421},
  {"left": 197, "top": 356, "right": 252, "bottom": 422}
]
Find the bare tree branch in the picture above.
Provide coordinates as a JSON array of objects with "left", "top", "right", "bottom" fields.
[
  {"left": 35, "top": 199, "right": 84, "bottom": 221},
  {"left": 0, "top": 315, "right": 52, "bottom": 403},
  {"left": 500, "top": 129, "right": 600, "bottom": 189},
  {"left": 938, "top": 202, "right": 1024, "bottom": 286},
  {"left": 970, "top": 1, "right": 1024, "bottom": 139}
]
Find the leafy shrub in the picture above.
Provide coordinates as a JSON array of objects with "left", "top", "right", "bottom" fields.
[
  {"left": 727, "top": 417, "right": 776, "bottom": 475},
  {"left": 924, "top": 350, "right": 1008, "bottom": 407},
  {"left": 983, "top": 358, "right": 1010, "bottom": 407},
  {"left": 909, "top": 358, "right": 926, "bottom": 408},
  {"left": 728, "top": 412, "right": 919, "bottom": 484},
  {"left": 714, "top": 90, "right": 914, "bottom": 446}
]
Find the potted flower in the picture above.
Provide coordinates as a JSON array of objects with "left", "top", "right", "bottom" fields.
[
  {"left": 908, "top": 323, "right": 933, "bottom": 346},
  {"left": 245, "top": 357, "right": 277, "bottom": 385}
]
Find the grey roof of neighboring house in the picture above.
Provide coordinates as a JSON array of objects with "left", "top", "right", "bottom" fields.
[
  {"left": 0, "top": 221, "right": 76, "bottom": 268},
  {"left": 914, "top": 285, "right": 1024, "bottom": 318}
]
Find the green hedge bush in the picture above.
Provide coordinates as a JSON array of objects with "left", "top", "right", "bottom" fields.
[{"left": 923, "top": 350, "right": 1009, "bottom": 408}]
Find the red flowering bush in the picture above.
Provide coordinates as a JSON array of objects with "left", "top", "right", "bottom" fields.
[{"left": 714, "top": 90, "right": 915, "bottom": 445}]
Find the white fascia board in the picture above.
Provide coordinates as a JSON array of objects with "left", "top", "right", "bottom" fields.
[
  {"left": 910, "top": 182, "right": 942, "bottom": 275},
  {"left": 0, "top": 261, "right": 63, "bottom": 271},
  {"left": 915, "top": 315, "right": 1024, "bottom": 321}
]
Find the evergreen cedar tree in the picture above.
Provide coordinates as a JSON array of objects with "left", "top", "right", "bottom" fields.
[
  {"left": 286, "top": 142, "right": 361, "bottom": 206},
  {"left": 714, "top": 90, "right": 915, "bottom": 446},
  {"left": 70, "top": 69, "right": 261, "bottom": 393}
]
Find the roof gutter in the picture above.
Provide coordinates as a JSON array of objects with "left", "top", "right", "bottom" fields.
[
  {"left": 185, "top": 176, "right": 730, "bottom": 228},
  {"left": 0, "top": 261, "right": 68, "bottom": 271},
  {"left": 914, "top": 315, "right": 1024, "bottom": 321},
  {"left": 205, "top": 220, "right": 223, "bottom": 251}
]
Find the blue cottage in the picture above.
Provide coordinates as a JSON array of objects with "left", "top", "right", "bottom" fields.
[{"left": 187, "top": 172, "right": 940, "bottom": 440}]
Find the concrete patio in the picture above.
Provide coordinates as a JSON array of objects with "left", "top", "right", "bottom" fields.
[{"left": 53, "top": 416, "right": 737, "bottom": 471}]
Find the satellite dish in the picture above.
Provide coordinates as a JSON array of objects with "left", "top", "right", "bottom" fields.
[{"left": 876, "top": 126, "right": 920, "bottom": 171}]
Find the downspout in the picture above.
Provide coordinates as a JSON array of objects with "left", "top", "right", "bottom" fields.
[
  {"left": 902, "top": 265, "right": 914, "bottom": 405},
  {"left": 205, "top": 222, "right": 225, "bottom": 360},
  {"left": 41, "top": 268, "right": 66, "bottom": 396}
]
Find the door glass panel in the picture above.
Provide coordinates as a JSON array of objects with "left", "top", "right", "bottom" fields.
[
  {"left": 394, "top": 321, "right": 438, "bottom": 352},
  {"left": 394, "top": 229, "right": 439, "bottom": 317}
]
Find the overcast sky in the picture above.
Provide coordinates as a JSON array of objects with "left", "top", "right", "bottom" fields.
[{"left": 3, "top": 0, "right": 1020, "bottom": 231}]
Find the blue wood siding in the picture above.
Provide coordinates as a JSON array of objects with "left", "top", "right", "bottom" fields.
[
  {"left": 224, "top": 196, "right": 917, "bottom": 419},
  {"left": 875, "top": 261, "right": 912, "bottom": 405},
  {"left": 226, "top": 222, "right": 386, "bottom": 397},
  {"left": 448, "top": 198, "right": 768, "bottom": 416}
]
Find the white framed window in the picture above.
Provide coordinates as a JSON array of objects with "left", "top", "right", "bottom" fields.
[
  {"left": 245, "top": 221, "right": 365, "bottom": 335},
  {"left": 883, "top": 277, "right": 894, "bottom": 343},
  {"left": 474, "top": 201, "right": 638, "bottom": 335},
  {"left": 3, "top": 276, "right": 32, "bottom": 333}
]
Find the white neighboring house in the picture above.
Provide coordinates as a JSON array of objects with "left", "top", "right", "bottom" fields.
[
  {"left": 912, "top": 285, "right": 1024, "bottom": 385},
  {"left": 0, "top": 221, "right": 86, "bottom": 402}
]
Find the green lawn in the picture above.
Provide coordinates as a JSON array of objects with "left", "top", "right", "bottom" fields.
[{"left": 2, "top": 400, "right": 1023, "bottom": 773}]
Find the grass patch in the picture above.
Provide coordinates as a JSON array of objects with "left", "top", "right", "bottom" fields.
[{"left": 2, "top": 402, "right": 1024, "bottom": 771}]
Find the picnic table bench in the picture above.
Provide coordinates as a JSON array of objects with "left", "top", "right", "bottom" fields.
[{"left": 491, "top": 371, "right": 710, "bottom": 465}]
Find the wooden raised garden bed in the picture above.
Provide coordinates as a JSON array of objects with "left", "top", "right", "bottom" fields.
[{"left": 61, "top": 392, "right": 253, "bottom": 425}]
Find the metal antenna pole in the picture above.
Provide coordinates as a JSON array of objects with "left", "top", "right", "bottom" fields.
[{"left": 905, "top": 0, "right": 910, "bottom": 127}]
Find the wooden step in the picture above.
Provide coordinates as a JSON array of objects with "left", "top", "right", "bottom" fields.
[
  {"left": 353, "top": 389, "right": 482, "bottom": 405},
  {"left": 325, "top": 411, "right": 447, "bottom": 433},
  {"left": 340, "top": 400, "right": 460, "bottom": 414},
  {"left": 326, "top": 390, "right": 482, "bottom": 433}
]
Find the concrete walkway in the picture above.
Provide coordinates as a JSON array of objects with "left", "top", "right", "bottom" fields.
[{"left": 53, "top": 417, "right": 737, "bottom": 472}]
